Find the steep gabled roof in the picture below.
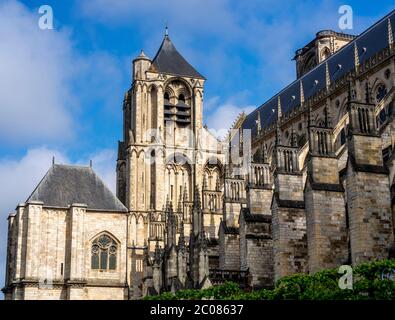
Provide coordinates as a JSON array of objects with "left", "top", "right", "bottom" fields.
[
  {"left": 151, "top": 35, "right": 205, "bottom": 79},
  {"left": 26, "top": 164, "right": 127, "bottom": 212}
]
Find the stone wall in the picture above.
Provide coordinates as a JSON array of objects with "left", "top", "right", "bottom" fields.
[
  {"left": 272, "top": 201, "right": 308, "bottom": 280},
  {"left": 305, "top": 186, "right": 348, "bottom": 272},
  {"left": 247, "top": 187, "right": 273, "bottom": 215},
  {"left": 219, "top": 223, "right": 240, "bottom": 270},
  {"left": 346, "top": 168, "right": 394, "bottom": 263},
  {"left": 5, "top": 204, "right": 128, "bottom": 300},
  {"left": 239, "top": 210, "right": 273, "bottom": 288}
]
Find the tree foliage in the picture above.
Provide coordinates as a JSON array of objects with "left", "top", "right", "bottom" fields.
[{"left": 144, "top": 259, "right": 395, "bottom": 300}]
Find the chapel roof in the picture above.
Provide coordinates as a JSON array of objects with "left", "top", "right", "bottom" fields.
[{"left": 26, "top": 164, "right": 127, "bottom": 212}]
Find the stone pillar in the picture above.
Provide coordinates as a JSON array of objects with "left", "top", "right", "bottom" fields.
[
  {"left": 219, "top": 178, "right": 246, "bottom": 270},
  {"left": 177, "top": 249, "right": 187, "bottom": 287},
  {"left": 345, "top": 82, "right": 394, "bottom": 264},
  {"left": 239, "top": 208, "right": 273, "bottom": 288},
  {"left": 12, "top": 204, "right": 26, "bottom": 298},
  {"left": 218, "top": 221, "right": 240, "bottom": 270},
  {"left": 305, "top": 125, "right": 348, "bottom": 273},
  {"left": 346, "top": 131, "right": 393, "bottom": 263},
  {"left": 24, "top": 201, "right": 43, "bottom": 281},
  {"left": 272, "top": 171, "right": 307, "bottom": 280},
  {"left": 3, "top": 213, "right": 17, "bottom": 299},
  {"left": 66, "top": 203, "right": 87, "bottom": 300},
  {"left": 152, "top": 242, "right": 163, "bottom": 294}
]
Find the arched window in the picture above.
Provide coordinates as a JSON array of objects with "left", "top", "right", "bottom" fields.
[
  {"left": 164, "top": 92, "right": 170, "bottom": 103},
  {"left": 178, "top": 94, "right": 185, "bottom": 104},
  {"left": 375, "top": 84, "right": 387, "bottom": 103},
  {"left": 321, "top": 47, "right": 331, "bottom": 61},
  {"left": 91, "top": 234, "right": 117, "bottom": 271},
  {"left": 340, "top": 128, "right": 346, "bottom": 146}
]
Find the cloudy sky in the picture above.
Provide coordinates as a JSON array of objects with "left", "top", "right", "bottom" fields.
[{"left": 0, "top": 0, "right": 393, "bottom": 293}]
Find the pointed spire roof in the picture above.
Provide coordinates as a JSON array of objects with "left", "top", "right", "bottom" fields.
[{"left": 150, "top": 34, "right": 205, "bottom": 79}]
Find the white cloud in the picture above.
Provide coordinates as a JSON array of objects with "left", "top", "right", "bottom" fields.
[
  {"left": 0, "top": 1, "right": 76, "bottom": 146},
  {"left": 78, "top": 0, "right": 239, "bottom": 39},
  {"left": 0, "top": 1, "right": 127, "bottom": 147},
  {"left": 77, "top": 149, "right": 117, "bottom": 192},
  {"left": 204, "top": 97, "right": 255, "bottom": 139},
  {"left": 0, "top": 146, "right": 117, "bottom": 292},
  {"left": 0, "top": 146, "right": 116, "bottom": 224}
]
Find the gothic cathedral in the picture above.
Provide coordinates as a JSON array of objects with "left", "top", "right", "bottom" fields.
[{"left": 3, "top": 10, "right": 395, "bottom": 300}]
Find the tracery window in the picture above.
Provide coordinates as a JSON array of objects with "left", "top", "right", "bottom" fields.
[
  {"left": 375, "top": 84, "right": 387, "bottom": 103},
  {"left": 91, "top": 234, "right": 117, "bottom": 271}
]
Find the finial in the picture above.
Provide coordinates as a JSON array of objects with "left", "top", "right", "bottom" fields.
[
  {"left": 325, "top": 62, "right": 330, "bottom": 91},
  {"left": 276, "top": 95, "right": 282, "bottom": 146},
  {"left": 256, "top": 111, "right": 261, "bottom": 134},
  {"left": 89, "top": 160, "right": 93, "bottom": 168},
  {"left": 52, "top": 156, "right": 55, "bottom": 165},
  {"left": 300, "top": 80, "right": 305, "bottom": 106},
  {"left": 354, "top": 42, "right": 360, "bottom": 72},
  {"left": 388, "top": 18, "right": 393, "bottom": 49},
  {"left": 165, "top": 22, "right": 168, "bottom": 36},
  {"left": 193, "top": 185, "right": 201, "bottom": 210}
]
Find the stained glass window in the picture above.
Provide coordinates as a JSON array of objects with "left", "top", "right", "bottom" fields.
[
  {"left": 376, "top": 84, "right": 387, "bottom": 103},
  {"left": 91, "top": 234, "right": 117, "bottom": 271}
]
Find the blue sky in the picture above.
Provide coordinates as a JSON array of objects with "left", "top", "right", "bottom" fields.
[{"left": 0, "top": 0, "right": 394, "bottom": 294}]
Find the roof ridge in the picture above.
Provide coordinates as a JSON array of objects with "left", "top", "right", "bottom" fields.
[{"left": 53, "top": 163, "right": 91, "bottom": 169}]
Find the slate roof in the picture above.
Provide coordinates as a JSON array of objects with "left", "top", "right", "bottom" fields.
[
  {"left": 26, "top": 164, "right": 127, "bottom": 212},
  {"left": 242, "top": 10, "right": 395, "bottom": 138},
  {"left": 151, "top": 35, "right": 205, "bottom": 79}
]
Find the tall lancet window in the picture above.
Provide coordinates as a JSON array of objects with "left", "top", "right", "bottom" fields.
[{"left": 91, "top": 234, "right": 117, "bottom": 271}]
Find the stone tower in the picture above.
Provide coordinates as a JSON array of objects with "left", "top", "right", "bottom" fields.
[
  {"left": 294, "top": 30, "right": 356, "bottom": 78},
  {"left": 116, "top": 29, "right": 224, "bottom": 297}
]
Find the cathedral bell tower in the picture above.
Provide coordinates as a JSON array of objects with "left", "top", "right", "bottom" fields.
[{"left": 116, "top": 29, "right": 206, "bottom": 297}]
